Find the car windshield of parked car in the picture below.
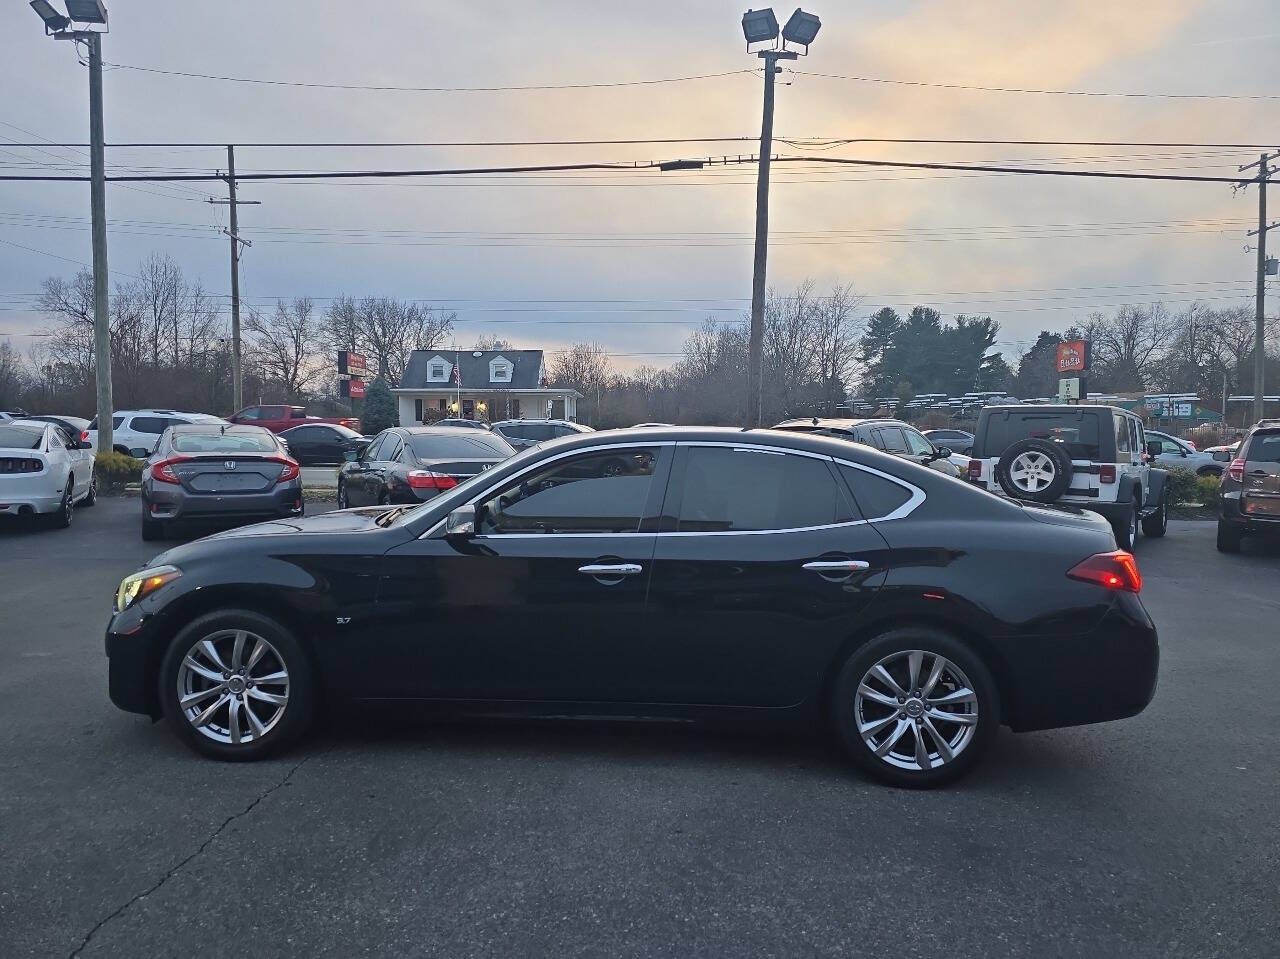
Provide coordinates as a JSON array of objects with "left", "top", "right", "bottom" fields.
[
  {"left": 171, "top": 431, "right": 279, "bottom": 454},
  {"left": 328, "top": 424, "right": 363, "bottom": 440},
  {"left": 477, "top": 448, "right": 658, "bottom": 533},
  {"left": 0, "top": 424, "right": 44, "bottom": 449},
  {"left": 409, "top": 433, "right": 515, "bottom": 459},
  {"left": 677, "top": 447, "right": 854, "bottom": 532},
  {"left": 983, "top": 410, "right": 1103, "bottom": 460},
  {"left": 1247, "top": 431, "right": 1280, "bottom": 462}
]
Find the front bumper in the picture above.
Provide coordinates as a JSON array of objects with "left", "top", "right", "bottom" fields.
[
  {"left": 105, "top": 605, "right": 164, "bottom": 717},
  {"left": 998, "top": 593, "right": 1159, "bottom": 732}
]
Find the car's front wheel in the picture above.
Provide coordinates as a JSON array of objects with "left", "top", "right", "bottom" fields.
[
  {"left": 336, "top": 481, "right": 349, "bottom": 509},
  {"left": 832, "top": 627, "right": 999, "bottom": 788},
  {"left": 1140, "top": 494, "right": 1167, "bottom": 538},
  {"left": 159, "top": 609, "right": 315, "bottom": 760}
]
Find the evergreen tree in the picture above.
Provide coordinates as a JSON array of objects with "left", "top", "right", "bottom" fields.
[{"left": 361, "top": 375, "right": 399, "bottom": 434}]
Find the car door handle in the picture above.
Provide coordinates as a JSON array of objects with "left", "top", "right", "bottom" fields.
[
  {"left": 802, "top": 560, "right": 871, "bottom": 573},
  {"left": 578, "top": 563, "right": 643, "bottom": 576}
]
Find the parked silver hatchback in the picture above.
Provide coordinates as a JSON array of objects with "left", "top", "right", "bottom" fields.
[{"left": 140, "top": 424, "right": 303, "bottom": 540}]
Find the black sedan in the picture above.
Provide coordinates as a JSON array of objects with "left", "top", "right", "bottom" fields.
[
  {"left": 336, "top": 426, "right": 515, "bottom": 508},
  {"left": 277, "top": 423, "right": 369, "bottom": 465},
  {"left": 104, "top": 427, "right": 1158, "bottom": 788}
]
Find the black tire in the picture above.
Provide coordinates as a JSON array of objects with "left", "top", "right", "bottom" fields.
[
  {"left": 1140, "top": 494, "right": 1167, "bottom": 538},
  {"left": 48, "top": 480, "right": 73, "bottom": 529},
  {"left": 82, "top": 473, "right": 97, "bottom": 507},
  {"left": 336, "top": 481, "right": 349, "bottom": 509},
  {"left": 995, "top": 439, "right": 1073, "bottom": 503},
  {"left": 159, "top": 609, "right": 316, "bottom": 761},
  {"left": 831, "top": 627, "right": 1000, "bottom": 789},
  {"left": 1216, "top": 521, "right": 1243, "bottom": 554},
  {"left": 141, "top": 513, "right": 164, "bottom": 541},
  {"left": 1112, "top": 500, "right": 1138, "bottom": 551}
]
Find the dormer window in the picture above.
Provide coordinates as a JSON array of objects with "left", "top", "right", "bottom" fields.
[
  {"left": 489, "top": 356, "right": 513, "bottom": 383},
  {"left": 431, "top": 363, "right": 445, "bottom": 378},
  {"left": 426, "top": 355, "right": 451, "bottom": 382}
]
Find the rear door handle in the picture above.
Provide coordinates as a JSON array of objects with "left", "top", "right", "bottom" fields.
[
  {"left": 802, "top": 560, "right": 871, "bottom": 573},
  {"left": 578, "top": 563, "right": 643, "bottom": 576}
]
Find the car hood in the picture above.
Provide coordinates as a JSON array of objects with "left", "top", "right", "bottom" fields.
[{"left": 210, "top": 506, "right": 393, "bottom": 538}]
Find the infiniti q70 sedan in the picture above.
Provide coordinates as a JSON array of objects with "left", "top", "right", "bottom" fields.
[{"left": 104, "top": 427, "right": 1157, "bottom": 788}]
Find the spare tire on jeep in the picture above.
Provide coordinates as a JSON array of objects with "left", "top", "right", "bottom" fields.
[{"left": 995, "top": 438, "right": 1074, "bottom": 503}]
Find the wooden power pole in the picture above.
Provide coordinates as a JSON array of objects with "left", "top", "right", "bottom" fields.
[
  {"left": 207, "top": 145, "right": 260, "bottom": 413},
  {"left": 1242, "top": 152, "right": 1279, "bottom": 423}
]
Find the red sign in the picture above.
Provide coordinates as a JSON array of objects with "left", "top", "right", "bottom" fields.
[
  {"left": 1056, "top": 339, "right": 1089, "bottom": 374},
  {"left": 338, "top": 351, "right": 368, "bottom": 375},
  {"left": 343, "top": 378, "right": 366, "bottom": 399}
]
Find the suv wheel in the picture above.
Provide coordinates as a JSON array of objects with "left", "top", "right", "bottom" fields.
[
  {"left": 832, "top": 628, "right": 999, "bottom": 789},
  {"left": 995, "top": 439, "right": 1073, "bottom": 503},
  {"left": 1140, "top": 494, "right": 1167, "bottom": 538},
  {"left": 1216, "top": 521, "right": 1243, "bottom": 553},
  {"left": 1113, "top": 501, "right": 1138, "bottom": 551},
  {"left": 159, "top": 609, "right": 316, "bottom": 760}
]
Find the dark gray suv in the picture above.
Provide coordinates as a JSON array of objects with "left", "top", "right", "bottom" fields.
[
  {"left": 140, "top": 424, "right": 303, "bottom": 540},
  {"left": 1217, "top": 421, "right": 1280, "bottom": 552}
]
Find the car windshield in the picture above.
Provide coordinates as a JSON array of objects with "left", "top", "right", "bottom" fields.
[
  {"left": 0, "top": 425, "right": 44, "bottom": 449},
  {"left": 981, "top": 410, "right": 1103, "bottom": 460},
  {"left": 171, "top": 431, "right": 279, "bottom": 454},
  {"left": 408, "top": 433, "right": 515, "bottom": 458}
]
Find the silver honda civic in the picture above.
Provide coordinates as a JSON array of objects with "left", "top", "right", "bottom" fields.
[{"left": 140, "top": 424, "right": 303, "bottom": 540}]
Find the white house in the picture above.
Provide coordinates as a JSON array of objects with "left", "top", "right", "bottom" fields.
[{"left": 393, "top": 349, "right": 581, "bottom": 424}]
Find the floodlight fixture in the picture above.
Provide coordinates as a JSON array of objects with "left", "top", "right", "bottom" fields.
[
  {"left": 781, "top": 8, "right": 821, "bottom": 51},
  {"left": 64, "top": 0, "right": 107, "bottom": 25},
  {"left": 741, "top": 8, "right": 779, "bottom": 46},
  {"left": 30, "top": 0, "right": 70, "bottom": 32}
]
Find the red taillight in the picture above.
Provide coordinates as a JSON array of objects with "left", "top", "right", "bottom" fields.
[
  {"left": 407, "top": 470, "right": 458, "bottom": 490},
  {"left": 151, "top": 456, "right": 188, "bottom": 484},
  {"left": 1099, "top": 464, "right": 1116, "bottom": 483},
  {"left": 968, "top": 459, "right": 982, "bottom": 480},
  {"left": 1228, "top": 458, "right": 1245, "bottom": 482},
  {"left": 271, "top": 457, "right": 300, "bottom": 484},
  {"left": 1067, "top": 550, "right": 1142, "bottom": 592},
  {"left": 79, "top": 430, "right": 89, "bottom": 443}
]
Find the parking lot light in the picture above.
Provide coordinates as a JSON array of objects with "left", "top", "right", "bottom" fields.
[
  {"left": 781, "top": 8, "right": 821, "bottom": 50},
  {"left": 64, "top": 0, "right": 107, "bottom": 24},
  {"left": 29, "top": 0, "right": 70, "bottom": 32},
  {"left": 741, "top": 8, "right": 779, "bottom": 45}
]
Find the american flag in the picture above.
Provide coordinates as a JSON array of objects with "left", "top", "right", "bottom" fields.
[{"left": 452, "top": 361, "right": 462, "bottom": 386}]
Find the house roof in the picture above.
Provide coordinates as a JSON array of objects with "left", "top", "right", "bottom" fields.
[{"left": 400, "top": 349, "right": 544, "bottom": 390}]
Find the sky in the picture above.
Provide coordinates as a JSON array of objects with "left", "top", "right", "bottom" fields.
[{"left": 2, "top": 0, "right": 1278, "bottom": 377}]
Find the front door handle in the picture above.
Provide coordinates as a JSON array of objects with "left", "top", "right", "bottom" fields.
[
  {"left": 802, "top": 560, "right": 871, "bottom": 573},
  {"left": 578, "top": 563, "right": 643, "bottom": 576}
]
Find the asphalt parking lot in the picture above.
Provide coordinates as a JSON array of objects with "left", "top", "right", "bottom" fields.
[{"left": 2, "top": 498, "right": 1278, "bottom": 958}]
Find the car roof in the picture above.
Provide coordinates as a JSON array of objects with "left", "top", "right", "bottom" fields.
[
  {"left": 119, "top": 409, "right": 225, "bottom": 421},
  {"left": 531, "top": 425, "right": 914, "bottom": 460},
  {"left": 982, "top": 403, "right": 1133, "bottom": 416},
  {"left": 775, "top": 417, "right": 909, "bottom": 430}
]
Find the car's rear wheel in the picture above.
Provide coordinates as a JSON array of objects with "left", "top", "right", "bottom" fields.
[
  {"left": 1140, "top": 494, "right": 1167, "bottom": 538},
  {"left": 160, "top": 609, "right": 315, "bottom": 761},
  {"left": 832, "top": 628, "right": 999, "bottom": 788},
  {"left": 1113, "top": 501, "right": 1138, "bottom": 550},
  {"left": 82, "top": 473, "right": 97, "bottom": 507},
  {"left": 336, "top": 481, "right": 349, "bottom": 509},
  {"left": 1216, "top": 521, "right": 1243, "bottom": 553},
  {"left": 48, "top": 481, "right": 73, "bottom": 529}
]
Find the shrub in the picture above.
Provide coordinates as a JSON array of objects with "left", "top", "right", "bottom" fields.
[
  {"left": 361, "top": 376, "right": 399, "bottom": 435},
  {"left": 95, "top": 451, "right": 144, "bottom": 491},
  {"left": 1164, "top": 467, "right": 1200, "bottom": 506},
  {"left": 1195, "top": 474, "right": 1222, "bottom": 510}
]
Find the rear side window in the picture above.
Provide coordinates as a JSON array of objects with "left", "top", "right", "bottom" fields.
[
  {"left": 130, "top": 416, "right": 172, "bottom": 435},
  {"left": 839, "top": 465, "right": 912, "bottom": 519},
  {"left": 1114, "top": 416, "right": 1130, "bottom": 454},
  {"left": 1246, "top": 431, "right": 1280, "bottom": 463},
  {"left": 0, "top": 425, "right": 44, "bottom": 449},
  {"left": 676, "top": 447, "right": 852, "bottom": 532},
  {"left": 979, "top": 410, "right": 1103, "bottom": 460}
]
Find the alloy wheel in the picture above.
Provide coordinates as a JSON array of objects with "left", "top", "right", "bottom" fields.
[
  {"left": 1007, "top": 451, "right": 1056, "bottom": 494},
  {"left": 854, "top": 649, "right": 979, "bottom": 771},
  {"left": 176, "top": 629, "right": 291, "bottom": 745}
]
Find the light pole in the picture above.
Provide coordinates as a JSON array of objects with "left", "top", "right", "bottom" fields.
[
  {"left": 741, "top": 8, "right": 821, "bottom": 427},
  {"left": 30, "top": 1, "right": 113, "bottom": 453}
]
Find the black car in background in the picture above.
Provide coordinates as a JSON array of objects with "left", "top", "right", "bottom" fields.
[
  {"left": 106, "top": 427, "right": 1157, "bottom": 788},
  {"left": 1217, "top": 421, "right": 1280, "bottom": 552},
  {"left": 924, "top": 428, "right": 974, "bottom": 455},
  {"left": 277, "top": 422, "right": 369, "bottom": 465},
  {"left": 337, "top": 426, "right": 515, "bottom": 507},
  {"left": 491, "top": 418, "right": 594, "bottom": 450}
]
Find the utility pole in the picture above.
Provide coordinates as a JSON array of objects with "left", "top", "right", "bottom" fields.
[
  {"left": 746, "top": 46, "right": 797, "bottom": 427},
  {"left": 1242, "top": 151, "right": 1279, "bottom": 423},
  {"left": 207, "top": 145, "right": 260, "bottom": 414},
  {"left": 86, "top": 32, "right": 112, "bottom": 453}
]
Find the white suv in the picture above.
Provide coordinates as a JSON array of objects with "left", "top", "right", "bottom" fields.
[
  {"left": 88, "top": 409, "right": 227, "bottom": 455},
  {"left": 965, "top": 404, "right": 1170, "bottom": 550}
]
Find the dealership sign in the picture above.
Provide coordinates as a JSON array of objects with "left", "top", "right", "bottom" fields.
[
  {"left": 337, "top": 351, "right": 368, "bottom": 376},
  {"left": 1056, "top": 340, "right": 1090, "bottom": 374},
  {"left": 341, "top": 378, "right": 366, "bottom": 399}
]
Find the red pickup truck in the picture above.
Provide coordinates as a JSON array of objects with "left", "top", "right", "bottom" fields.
[{"left": 228, "top": 405, "right": 360, "bottom": 434}]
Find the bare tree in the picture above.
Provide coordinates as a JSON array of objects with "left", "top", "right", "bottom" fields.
[
  {"left": 472, "top": 333, "right": 518, "bottom": 351},
  {"left": 810, "top": 283, "right": 863, "bottom": 414},
  {"left": 1083, "top": 304, "right": 1179, "bottom": 391},
  {"left": 549, "top": 342, "right": 611, "bottom": 425},
  {"left": 246, "top": 298, "right": 323, "bottom": 399}
]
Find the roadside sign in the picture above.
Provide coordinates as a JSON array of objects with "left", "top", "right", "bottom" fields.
[
  {"left": 1058, "top": 377, "right": 1083, "bottom": 401},
  {"left": 337, "top": 351, "right": 368, "bottom": 376},
  {"left": 341, "top": 379, "right": 366, "bottom": 399},
  {"left": 1056, "top": 340, "right": 1090, "bottom": 374}
]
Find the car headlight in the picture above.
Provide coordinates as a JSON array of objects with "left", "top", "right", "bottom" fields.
[{"left": 115, "top": 565, "right": 182, "bottom": 613}]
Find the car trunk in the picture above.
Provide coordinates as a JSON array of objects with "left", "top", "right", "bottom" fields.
[
  {"left": 171, "top": 455, "right": 284, "bottom": 494},
  {"left": 416, "top": 457, "right": 501, "bottom": 481}
]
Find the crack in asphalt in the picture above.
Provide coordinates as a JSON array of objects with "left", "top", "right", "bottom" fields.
[{"left": 66, "top": 750, "right": 321, "bottom": 959}]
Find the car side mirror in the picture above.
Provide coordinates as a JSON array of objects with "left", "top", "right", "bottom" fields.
[
  {"left": 936, "top": 447, "right": 954, "bottom": 458},
  {"left": 343, "top": 449, "right": 359, "bottom": 462},
  {"left": 129, "top": 447, "right": 152, "bottom": 459},
  {"left": 76, "top": 440, "right": 93, "bottom": 449},
  {"left": 445, "top": 505, "right": 476, "bottom": 539},
  {"left": 1145, "top": 441, "right": 1162, "bottom": 457}
]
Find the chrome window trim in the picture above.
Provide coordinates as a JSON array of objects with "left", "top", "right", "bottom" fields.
[{"left": 421, "top": 438, "right": 926, "bottom": 539}]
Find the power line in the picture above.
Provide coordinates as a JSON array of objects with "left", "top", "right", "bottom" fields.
[
  {"left": 102, "top": 61, "right": 758, "bottom": 93},
  {"left": 775, "top": 155, "right": 1253, "bottom": 184},
  {"left": 789, "top": 69, "right": 1280, "bottom": 101}
]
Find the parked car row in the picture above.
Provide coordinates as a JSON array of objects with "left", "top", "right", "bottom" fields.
[{"left": 0, "top": 418, "right": 96, "bottom": 527}]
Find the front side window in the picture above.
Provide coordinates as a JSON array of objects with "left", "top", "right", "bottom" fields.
[
  {"left": 874, "top": 428, "right": 909, "bottom": 454},
  {"left": 904, "top": 429, "right": 935, "bottom": 456},
  {"left": 676, "top": 447, "right": 852, "bottom": 532},
  {"left": 477, "top": 447, "right": 660, "bottom": 534},
  {"left": 1158, "top": 437, "right": 1182, "bottom": 455}
]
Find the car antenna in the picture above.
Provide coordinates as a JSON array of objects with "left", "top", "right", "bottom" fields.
[{"left": 812, "top": 416, "right": 819, "bottom": 425}]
